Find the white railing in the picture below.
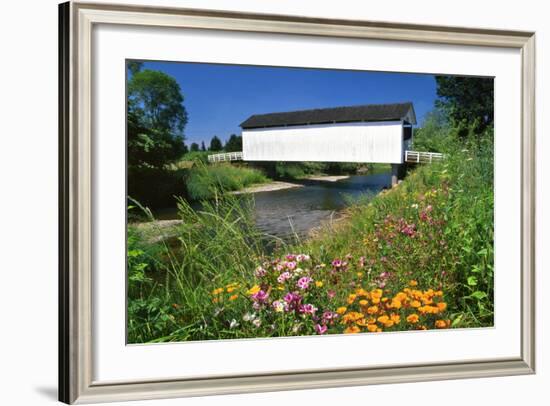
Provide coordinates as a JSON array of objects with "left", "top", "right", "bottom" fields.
[
  {"left": 207, "top": 151, "right": 244, "bottom": 163},
  {"left": 405, "top": 150, "right": 444, "bottom": 164}
]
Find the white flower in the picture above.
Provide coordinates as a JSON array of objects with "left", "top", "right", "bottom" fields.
[
  {"left": 252, "top": 319, "right": 262, "bottom": 328},
  {"left": 411, "top": 203, "right": 419, "bottom": 209},
  {"left": 243, "top": 312, "right": 255, "bottom": 322},
  {"left": 229, "top": 319, "right": 239, "bottom": 329}
]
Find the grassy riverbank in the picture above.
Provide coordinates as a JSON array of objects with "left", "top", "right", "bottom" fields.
[{"left": 127, "top": 129, "right": 493, "bottom": 342}]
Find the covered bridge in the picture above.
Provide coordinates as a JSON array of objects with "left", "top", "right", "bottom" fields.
[{"left": 240, "top": 102, "right": 417, "bottom": 165}]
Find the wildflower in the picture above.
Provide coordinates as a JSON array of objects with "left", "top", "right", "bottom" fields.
[
  {"left": 347, "top": 293, "right": 357, "bottom": 304},
  {"left": 315, "top": 324, "right": 328, "bottom": 335},
  {"left": 229, "top": 319, "right": 239, "bottom": 329},
  {"left": 247, "top": 285, "right": 261, "bottom": 296},
  {"left": 254, "top": 266, "right": 267, "bottom": 278},
  {"left": 277, "top": 272, "right": 291, "bottom": 284},
  {"left": 322, "top": 311, "right": 339, "bottom": 323},
  {"left": 359, "top": 299, "right": 369, "bottom": 307},
  {"left": 212, "top": 288, "right": 224, "bottom": 295},
  {"left": 315, "top": 281, "right": 324, "bottom": 288},
  {"left": 285, "top": 254, "right": 296, "bottom": 261},
  {"left": 272, "top": 300, "right": 288, "bottom": 313},
  {"left": 332, "top": 259, "right": 343, "bottom": 268},
  {"left": 344, "top": 325, "right": 361, "bottom": 334},
  {"left": 229, "top": 294, "right": 238, "bottom": 301},
  {"left": 436, "top": 302, "right": 447, "bottom": 312},
  {"left": 299, "top": 303, "right": 317, "bottom": 315},
  {"left": 407, "top": 314, "right": 419, "bottom": 324},
  {"left": 435, "top": 319, "right": 451, "bottom": 329},
  {"left": 296, "top": 254, "right": 310, "bottom": 262},
  {"left": 252, "top": 290, "right": 269, "bottom": 302},
  {"left": 367, "top": 305, "right": 379, "bottom": 315},
  {"left": 390, "top": 314, "right": 401, "bottom": 324},
  {"left": 410, "top": 300, "right": 421, "bottom": 308},
  {"left": 243, "top": 312, "right": 256, "bottom": 322},
  {"left": 252, "top": 319, "right": 262, "bottom": 328},
  {"left": 227, "top": 286, "right": 236, "bottom": 293},
  {"left": 357, "top": 272, "right": 364, "bottom": 278},
  {"left": 411, "top": 203, "right": 419, "bottom": 209},
  {"left": 367, "top": 324, "right": 378, "bottom": 332},
  {"left": 327, "top": 290, "right": 336, "bottom": 299},
  {"left": 286, "top": 261, "right": 297, "bottom": 270},
  {"left": 409, "top": 280, "right": 418, "bottom": 287},
  {"left": 336, "top": 306, "right": 347, "bottom": 315},
  {"left": 297, "top": 276, "right": 313, "bottom": 290}
]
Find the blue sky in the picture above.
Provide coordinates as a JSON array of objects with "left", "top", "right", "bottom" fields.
[{"left": 139, "top": 61, "right": 438, "bottom": 146}]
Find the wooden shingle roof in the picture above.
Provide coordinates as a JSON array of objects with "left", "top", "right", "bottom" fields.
[{"left": 240, "top": 102, "right": 416, "bottom": 129}]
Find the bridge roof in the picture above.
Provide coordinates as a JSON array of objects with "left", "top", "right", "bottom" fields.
[{"left": 240, "top": 102, "right": 416, "bottom": 129}]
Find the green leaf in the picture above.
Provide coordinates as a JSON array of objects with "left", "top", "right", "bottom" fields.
[
  {"left": 467, "top": 276, "right": 478, "bottom": 286},
  {"left": 470, "top": 291, "right": 487, "bottom": 300}
]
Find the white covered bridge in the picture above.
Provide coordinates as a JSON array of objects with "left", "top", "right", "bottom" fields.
[{"left": 208, "top": 102, "right": 442, "bottom": 185}]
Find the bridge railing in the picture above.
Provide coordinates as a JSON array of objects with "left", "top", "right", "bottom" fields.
[
  {"left": 405, "top": 150, "right": 444, "bottom": 164},
  {"left": 207, "top": 151, "right": 244, "bottom": 163}
]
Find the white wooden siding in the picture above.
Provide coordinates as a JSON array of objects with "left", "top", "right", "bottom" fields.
[{"left": 243, "top": 121, "right": 404, "bottom": 164}]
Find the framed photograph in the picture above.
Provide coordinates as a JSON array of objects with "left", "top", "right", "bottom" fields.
[{"left": 59, "top": 1, "right": 535, "bottom": 404}]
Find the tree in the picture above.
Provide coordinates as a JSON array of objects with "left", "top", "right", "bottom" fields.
[
  {"left": 209, "top": 135, "right": 223, "bottom": 152},
  {"left": 224, "top": 134, "right": 242, "bottom": 152},
  {"left": 127, "top": 69, "right": 188, "bottom": 168},
  {"left": 200, "top": 141, "right": 206, "bottom": 151},
  {"left": 435, "top": 76, "right": 494, "bottom": 135},
  {"left": 190, "top": 142, "right": 199, "bottom": 152},
  {"left": 127, "top": 61, "right": 144, "bottom": 76}
]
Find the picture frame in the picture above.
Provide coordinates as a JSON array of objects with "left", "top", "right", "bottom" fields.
[{"left": 59, "top": 1, "right": 536, "bottom": 404}]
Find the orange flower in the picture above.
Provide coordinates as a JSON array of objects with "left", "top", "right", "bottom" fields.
[
  {"left": 211, "top": 288, "right": 224, "bottom": 295},
  {"left": 390, "top": 314, "right": 401, "bottom": 324},
  {"left": 406, "top": 314, "right": 419, "bottom": 324},
  {"left": 336, "top": 306, "right": 347, "bottom": 315},
  {"left": 359, "top": 299, "right": 369, "bottom": 307},
  {"left": 435, "top": 319, "right": 451, "bottom": 329},
  {"left": 367, "top": 305, "right": 379, "bottom": 315},
  {"left": 344, "top": 325, "right": 361, "bottom": 334},
  {"left": 410, "top": 300, "right": 421, "bottom": 308},
  {"left": 436, "top": 302, "right": 447, "bottom": 312},
  {"left": 229, "top": 294, "right": 238, "bottom": 301},
  {"left": 367, "top": 324, "right": 378, "bottom": 332},
  {"left": 347, "top": 293, "right": 357, "bottom": 304},
  {"left": 409, "top": 280, "right": 418, "bottom": 287}
]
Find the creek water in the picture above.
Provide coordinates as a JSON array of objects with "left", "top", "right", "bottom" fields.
[{"left": 155, "top": 171, "right": 391, "bottom": 241}]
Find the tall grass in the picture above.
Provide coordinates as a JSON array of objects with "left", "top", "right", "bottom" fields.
[{"left": 186, "top": 163, "right": 269, "bottom": 200}]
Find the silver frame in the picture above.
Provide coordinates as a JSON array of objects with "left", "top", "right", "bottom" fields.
[{"left": 58, "top": 1, "right": 536, "bottom": 404}]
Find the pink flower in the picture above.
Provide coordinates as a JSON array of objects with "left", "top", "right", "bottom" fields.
[
  {"left": 296, "top": 276, "right": 312, "bottom": 290},
  {"left": 299, "top": 303, "right": 317, "bottom": 314},
  {"left": 285, "top": 254, "right": 296, "bottom": 261},
  {"left": 327, "top": 290, "right": 336, "bottom": 299},
  {"left": 286, "top": 261, "right": 297, "bottom": 270},
  {"left": 277, "top": 271, "right": 291, "bottom": 284},
  {"left": 254, "top": 266, "right": 267, "bottom": 278},
  {"left": 252, "top": 290, "right": 269, "bottom": 302},
  {"left": 315, "top": 324, "right": 328, "bottom": 335},
  {"left": 296, "top": 254, "right": 310, "bottom": 262},
  {"left": 332, "top": 259, "right": 343, "bottom": 268}
]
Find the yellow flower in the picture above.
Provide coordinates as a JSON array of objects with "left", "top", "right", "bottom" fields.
[
  {"left": 355, "top": 288, "right": 368, "bottom": 297},
  {"left": 359, "top": 299, "right": 369, "bottom": 307},
  {"left": 390, "top": 314, "right": 401, "bottom": 324},
  {"left": 336, "top": 306, "right": 347, "bottom": 315},
  {"left": 367, "top": 324, "right": 378, "bottom": 332},
  {"left": 377, "top": 315, "right": 390, "bottom": 324},
  {"left": 409, "top": 280, "right": 418, "bottom": 287},
  {"left": 211, "top": 288, "right": 224, "bottom": 295},
  {"left": 229, "top": 294, "right": 238, "bottom": 301},
  {"left": 342, "top": 312, "right": 364, "bottom": 324},
  {"left": 390, "top": 299, "right": 402, "bottom": 309},
  {"left": 435, "top": 319, "right": 450, "bottom": 329},
  {"left": 347, "top": 293, "right": 357, "bottom": 304},
  {"left": 344, "top": 325, "right": 361, "bottom": 334},
  {"left": 247, "top": 285, "right": 261, "bottom": 295},
  {"left": 356, "top": 318, "right": 369, "bottom": 327},
  {"left": 227, "top": 287, "right": 236, "bottom": 293},
  {"left": 406, "top": 314, "right": 419, "bottom": 324},
  {"left": 357, "top": 272, "right": 364, "bottom": 278},
  {"left": 315, "top": 281, "right": 324, "bottom": 288},
  {"left": 410, "top": 300, "right": 421, "bottom": 308},
  {"left": 436, "top": 302, "right": 447, "bottom": 312}
]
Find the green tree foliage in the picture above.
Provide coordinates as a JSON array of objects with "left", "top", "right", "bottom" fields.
[
  {"left": 209, "top": 135, "right": 223, "bottom": 152},
  {"left": 127, "top": 61, "right": 144, "bottom": 76},
  {"left": 127, "top": 69, "right": 188, "bottom": 168},
  {"left": 190, "top": 142, "right": 199, "bottom": 152},
  {"left": 201, "top": 141, "right": 206, "bottom": 151},
  {"left": 435, "top": 76, "right": 494, "bottom": 135},
  {"left": 224, "top": 134, "right": 243, "bottom": 152}
]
